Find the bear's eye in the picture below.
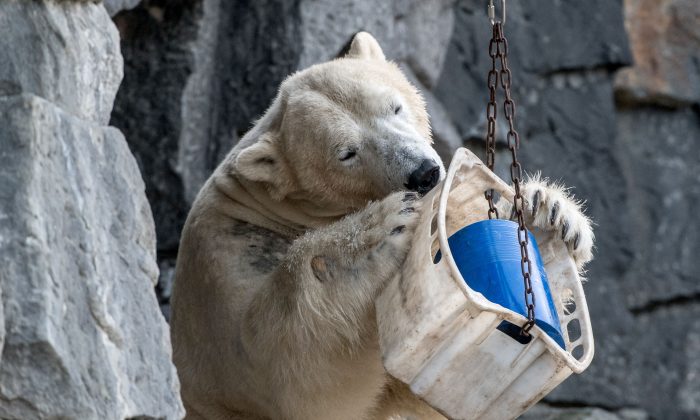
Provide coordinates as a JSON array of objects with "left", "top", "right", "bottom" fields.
[
  {"left": 339, "top": 149, "right": 357, "bottom": 162},
  {"left": 394, "top": 104, "right": 402, "bottom": 115}
]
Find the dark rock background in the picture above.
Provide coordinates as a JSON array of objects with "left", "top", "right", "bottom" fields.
[{"left": 108, "top": 0, "right": 699, "bottom": 418}]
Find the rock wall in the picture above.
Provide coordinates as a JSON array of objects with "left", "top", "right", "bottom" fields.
[{"left": 0, "top": 1, "right": 183, "bottom": 419}]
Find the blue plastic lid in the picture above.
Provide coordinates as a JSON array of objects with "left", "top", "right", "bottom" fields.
[{"left": 435, "top": 219, "right": 565, "bottom": 348}]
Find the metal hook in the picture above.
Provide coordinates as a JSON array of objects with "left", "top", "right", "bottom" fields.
[{"left": 488, "top": 0, "right": 506, "bottom": 25}]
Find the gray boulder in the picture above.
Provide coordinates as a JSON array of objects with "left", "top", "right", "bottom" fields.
[
  {"left": 0, "top": 1, "right": 184, "bottom": 418},
  {"left": 0, "top": 94, "right": 184, "bottom": 419},
  {"left": 0, "top": 1, "right": 123, "bottom": 125}
]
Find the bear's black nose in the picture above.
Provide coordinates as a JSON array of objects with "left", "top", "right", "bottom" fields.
[{"left": 406, "top": 159, "right": 440, "bottom": 195}]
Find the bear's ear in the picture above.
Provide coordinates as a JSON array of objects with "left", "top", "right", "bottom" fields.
[
  {"left": 345, "top": 32, "right": 386, "bottom": 61},
  {"left": 235, "top": 135, "right": 283, "bottom": 185},
  {"left": 233, "top": 96, "right": 295, "bottom": 200}
]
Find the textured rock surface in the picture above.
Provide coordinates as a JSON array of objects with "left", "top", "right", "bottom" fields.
[
  {"left": 435, "top": 0, "right": 632, "bottom": 150},
  {"left": 616, "top": 108, "right": 700, "bottom": 309},
  {"left": 0, "top": 95, "right": 183, "bottom": 419},
  {"left": 615, "top": 0, "right": 700, "bottom": 106},
  {"left": 297, "top": 0, "right": 455, "bottom": 87},
  {"left": 109, "top": 0, "right": 700, "bottom": 418},
  {"left": 0, "top": 2, "right": 183, "bottom": 419},
  {"left": 0, "top": 2, "right": 123, "bottom": 125}
]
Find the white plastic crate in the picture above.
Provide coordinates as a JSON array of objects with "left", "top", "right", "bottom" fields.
[{"left": 376, "top": 148, "right": 594, "bottom": 420}]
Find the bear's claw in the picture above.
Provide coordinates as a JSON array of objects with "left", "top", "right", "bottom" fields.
[
  {"left": 363, "top": 191, "right": 423, "bottom": 254},
  {"left": 517, "top": 175, "right": 595, "bottom": 271},
  {"left": 532, "top": 190, "right": 541, "bottom": 217},
  {"left": 402, "top": 192, "right": 419, "bottom": 202},
  {"left": 391, "top": 225, "right": 406, "bottom": 235},
  {"left": 549, "top": 202, "right": 559, "bottom": 226}
]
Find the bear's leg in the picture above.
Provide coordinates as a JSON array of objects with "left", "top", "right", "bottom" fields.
[
  {"left": 241, "top": 191, "right": 423, "bottom": 419},
  {"left": 497, "top": 175, "right": 594, "bottom": 270},
  {"left": 276, "top": 190, "right": 423, "bottom": 314}
]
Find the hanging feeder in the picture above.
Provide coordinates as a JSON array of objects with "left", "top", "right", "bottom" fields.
[
  {"left": 375, "top": 2, "right": 594, "bottom": 419},
  {"left": 376, "top": 149, "right": 594, "bottom": 419}
]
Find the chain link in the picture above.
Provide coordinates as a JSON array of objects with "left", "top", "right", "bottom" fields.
[
  {"left": 483, "top": 22, "right": 536, "bottom": 336},
  {"left": 484, "top": 26, "right": 500, "bottom": 220}
]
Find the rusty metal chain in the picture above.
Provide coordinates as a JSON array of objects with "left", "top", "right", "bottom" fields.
[
  {"left": 483, "top": 18, "right": 536, "bottom": 336},
  {"left": 484, "top": 23, "right": 500, "bottom": 220}
]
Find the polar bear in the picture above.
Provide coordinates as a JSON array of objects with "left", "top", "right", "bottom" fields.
[{"left": 170, "top": 32, "right": 594, "bottom": 420}]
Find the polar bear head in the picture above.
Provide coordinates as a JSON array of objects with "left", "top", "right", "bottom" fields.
[{"left": 233, "top": 32, "right": 444, "bottom": 210}]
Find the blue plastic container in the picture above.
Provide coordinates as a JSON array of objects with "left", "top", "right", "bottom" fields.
[{"left": 435, "top": 219, "right": 565, "bottom": 348}]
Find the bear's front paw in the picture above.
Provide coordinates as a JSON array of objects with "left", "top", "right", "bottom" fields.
[
  {"left": 369, "top": 191, "right": 423, "bottom": 253},
  {"left": 520, "top": 176, "right": 594, "bottom": 270}
]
